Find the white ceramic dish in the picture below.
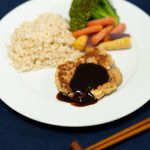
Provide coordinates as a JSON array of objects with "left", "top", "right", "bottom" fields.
[{"left": 0, "top": 0, "right": 150, "bottom": 127}]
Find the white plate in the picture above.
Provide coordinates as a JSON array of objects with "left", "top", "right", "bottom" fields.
[{"left": 0, "top": 0, "right": 150, "bottom": 127}]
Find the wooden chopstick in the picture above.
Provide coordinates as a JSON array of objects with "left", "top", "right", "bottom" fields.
[
  {"left": 92, "top": 123, "right": 150, "bottom": 150},
  {"left": 85, "top": 117, "right": 150, "bottom": 150},
  {"left": 70, "top": 117, "right": 150, "bottom": 150},
  {"left": 71, "top": 141, "right": 83, "bottom": 150}
]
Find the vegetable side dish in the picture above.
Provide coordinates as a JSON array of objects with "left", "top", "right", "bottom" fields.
[
  {"left": 69, "top": 0, "right": 120, "bottom": 31},
  {"left": 70, "top": 0, "right": 131, "bottom": 52},
  {"left": 72, "top": 18, "right": 131, "bottom": 52}
]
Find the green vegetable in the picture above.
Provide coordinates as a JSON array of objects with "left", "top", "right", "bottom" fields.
[
  {"left": 92, "top": 0, "right": 120, "bottom": 23},
  {"left": 69, "top": 0, "right": 96, "bottom": 31},
  {"left": 69, "top": 0, "right": 120, "bottom": 31}
]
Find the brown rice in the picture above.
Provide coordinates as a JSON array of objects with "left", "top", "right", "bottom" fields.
[{"left": 8, "top": 13, "right": 82, "bottom": 72}]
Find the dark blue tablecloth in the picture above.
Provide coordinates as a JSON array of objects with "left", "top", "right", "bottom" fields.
[{"left": 0, "top": 1, "right": 150, "bottom": 150}]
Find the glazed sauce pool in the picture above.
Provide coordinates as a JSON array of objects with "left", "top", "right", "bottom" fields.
[
  {"left": 57, "top": 63, "right": 109, "bottom": 106},
  {"left": 57, "top": 92, "right": 97, "bottom": 107},
  {"left": 70, "top": 63, "right": 109, "bottom": 92}
]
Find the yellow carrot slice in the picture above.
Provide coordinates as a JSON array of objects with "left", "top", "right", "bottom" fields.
[
  {"left": 73, "top": 35, "right": 88, "bottom": 51},
  {"left": 97, "top": 37, "right": 131, "bottom": 51}
]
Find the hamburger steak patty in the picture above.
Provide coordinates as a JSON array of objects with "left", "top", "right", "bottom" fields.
[{"left": 55, "top": 50, "right": 122, "bottom": 106}]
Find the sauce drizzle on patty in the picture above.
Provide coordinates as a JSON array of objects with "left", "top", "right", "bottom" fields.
[{"left": 57, "top": 63, "right": 109, "bottom": 106}]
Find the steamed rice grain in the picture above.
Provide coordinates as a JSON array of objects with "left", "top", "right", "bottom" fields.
[{"left": 8, "top": 13, "right": 82, "bottom": 72}]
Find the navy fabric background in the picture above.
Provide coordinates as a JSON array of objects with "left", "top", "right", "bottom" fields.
[{"left": 0, "top": 0, "right": 150, "bottom": 150}]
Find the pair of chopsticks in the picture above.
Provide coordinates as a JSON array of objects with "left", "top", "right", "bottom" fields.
[{"left": 70, "top": 117, "right": 150, "bottom": 150}]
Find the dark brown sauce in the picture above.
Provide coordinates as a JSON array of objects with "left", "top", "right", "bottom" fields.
[
  {"left": 70, "top": 63, "right": 109, "bottom": 92},
  {"left": 57, "top": 63, "right": 109, "bottom": 107},
  {"left": 57, "top": 92, "right": 97, "bottom": 107}
]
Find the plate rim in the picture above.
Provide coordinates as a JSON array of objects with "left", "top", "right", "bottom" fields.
[{"left": 0, "top": 0, "right": 150, "bottom": 127}]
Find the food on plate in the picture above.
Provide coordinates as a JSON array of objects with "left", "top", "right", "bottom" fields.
[
  {"left": 55, "top": 50, "right": 122, "bottom": 106},
  {"left": 72, "top": 25, "right": 103, "bottom": 38},
  {"left": 109, "top": 33, "right": 130, "bottom": 40},
  {"left": 69, "top": 0, "right": 120, "bottom": 31},
  {"left": 70, "top": 0, "right": 131, "bottom": 52},
  {"left": 87, "top": 17, "right": 115, "bottom": 26},
  {"left": 72, "top": 19, "right": 131, "bottom": 51},
  {"left": 91, "top": 0, "right": 120, "bottom": 23},
  {"left": 73, "top": 35, "right": 88, "bottom": 51},
  {"left": 5, "top": 0, "right": 132, "bottom": 107},
  {"left": 8, "top": 0, "right": 131, "bottom": 72},
  {"left": 103, "top": 23, "right": 126, "bottom": 41},
  {"left": 85, "top": 34, "right": 96, "bottom": 52},
  {"left": 103, "top": 33, "right": 130, "bottom": 42},
  {"left": 111, "top": 23, "right": 126, "bottom": 34},
  {"left": 8, "top": 13, "right": 82, "bottom": 72},
  {"left": 92, "top": 25, "right": 114, "bottom": 45},
  {"left": 98, "top": 37, "right": 131, "bottom": 51}
]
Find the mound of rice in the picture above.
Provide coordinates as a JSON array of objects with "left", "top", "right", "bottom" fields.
[{"left": 8, "top": 13, "right": 82, "bottom": 72}]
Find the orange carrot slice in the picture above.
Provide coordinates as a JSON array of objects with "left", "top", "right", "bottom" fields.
[
  {"left": 102, "top": 23, "right": 126, "bottom": 42},
  {"left": 111, "top": 23, "right": 126, "bottom": 34},
  {"left": 92, "top": 25, "right": 114, "bottom": 45},
  {"left": 103, "top": 35, "right": 111, "bottom": 42},
  {"left": 87, "top": 17, "right": 115, "bottom": 27},
  {"left": 72, "top": 25, "right": 103, "bottom": 38}
]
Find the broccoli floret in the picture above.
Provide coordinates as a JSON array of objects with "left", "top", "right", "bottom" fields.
[
  {"left": 69, "top": 0, "right": 97, "bottom": 31},
  {"left": 69, "top": 0, "right": 120, "bottom": 31},
  {"left": 93, "top": 0, "right": 120, "bottom": 23}
]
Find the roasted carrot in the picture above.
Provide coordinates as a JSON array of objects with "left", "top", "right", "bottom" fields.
[
  {"left": 111, "top": 23, "right": 126, "bottom": 34},
  {"left": 72, "top": 25, "right": 103, "bottom": 38},
  {"left": 98, "top": 37, "right": 131, "bottom": 51},
  {"left": 102, "top": 23, "right": 126, "bottom": 42},
  {"left": 87, "top": 17, "right": 115, "bottom": 27},
  {"left": 92, "top": 25, "right": 114, "bottom": 45},
  {"left": 103, "top": 32, "right": 130, "bottom": 42},
  {"left": 110, "top": 33, "right": 130, "bottom": 39},
  {"left": 103, "top": 35, "right": 111, "bottom": 42},
  {"left": 85, "top": 34, "right": 96, "bottom": 52}
]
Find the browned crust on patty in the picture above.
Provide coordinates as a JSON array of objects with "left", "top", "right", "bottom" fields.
[{"left": 55, "top": 50, "right": 122, "bottom": 100}]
